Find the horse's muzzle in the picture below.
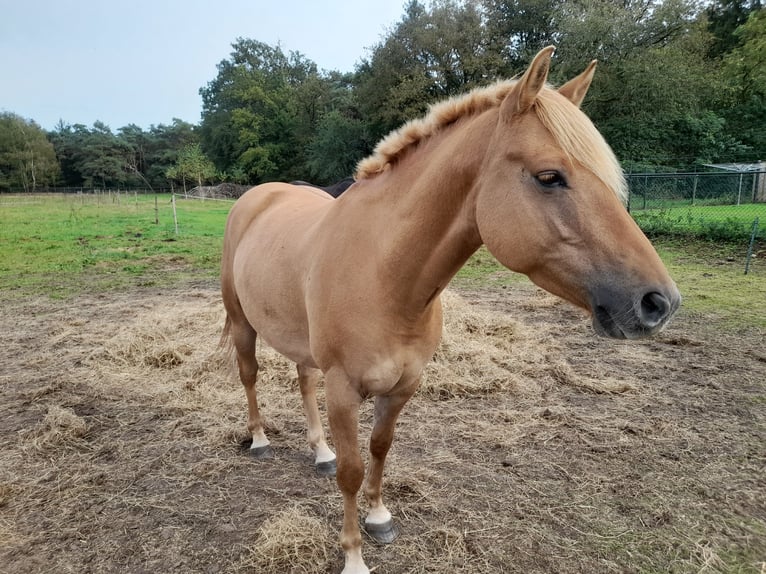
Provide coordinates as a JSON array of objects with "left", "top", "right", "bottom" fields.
[{"left": 590, "top": 284, "right": 681, "bottom": 339}]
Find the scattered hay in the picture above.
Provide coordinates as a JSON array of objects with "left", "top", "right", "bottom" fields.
[
  {"left": 422, "top": 291, "right": 531, "bottom": 398},
  {"left": 144, "top": 347, "right": 185, "bottom": 369},
  {"left": 237, "top": 505, "right": 332, "bottom": 574},
  {"left": 3, "top": 286, "right": 763, "bottom": 573},
  {"left": 0, "top": 516, "right": 26, "bottom": 553},
  {"left": 688, "top": 540, "right": 727, "bottom": 573},
  {"left": 548, "top": 360, "right": 637, "bottom": 394},
  {"left": 99, "top": 319, "right": 196, "bottom": 370},
  {"left": 422, "top": 291, "right": 635, "bottom": 398},
  {"left": 431, "top": 526, "right": 468, "bottom": 565},
  {"left": 0, "top": 483, "right": 15, "bottom": 507},
  {"left": 21, "top": 405, "right": 87, "bottom": 450}
]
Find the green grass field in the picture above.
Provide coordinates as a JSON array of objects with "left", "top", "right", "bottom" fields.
[
  {"left": 1, "top": 192, "right": 765, "bottom": 328},
  {"left": 0, "top": 193, "right": 231, "bottom": 297}
]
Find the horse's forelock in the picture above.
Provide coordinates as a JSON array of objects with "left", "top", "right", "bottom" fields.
[{"left": 534, "top": 88, "right": 628, "bottom": 204}]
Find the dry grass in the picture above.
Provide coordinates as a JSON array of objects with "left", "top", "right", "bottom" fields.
[
  {"left": 20, "top": 405, "right": 88, "bottom": 451},
  {"left": 236, "top": 504, "right": 332, "bottom": 573},
  {"left": 1, "top": 285, "right": 764, "bottom": 573},
  {"left": 423, "top": 291, "right": 637, "bottom": 398}
]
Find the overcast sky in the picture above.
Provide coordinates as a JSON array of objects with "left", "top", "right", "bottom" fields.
[{"left": 0, "top": 0, "right": 406, "bottom": 130}]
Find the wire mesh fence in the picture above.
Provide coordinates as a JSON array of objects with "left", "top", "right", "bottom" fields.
[
  {"left": 626, "top": 171, "right": 765, "bottom": 247},
  {"left": 627, "top": 171, "right": 766, "bottom": 209}
]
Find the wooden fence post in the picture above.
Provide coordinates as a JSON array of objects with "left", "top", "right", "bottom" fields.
[{"left": 172, "top": 194, "right": 179, "bottom": 235}]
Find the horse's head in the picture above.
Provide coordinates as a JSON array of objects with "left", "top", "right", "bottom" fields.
[{"left": 475, "top": 47, "right": 680, "bottom": 339}]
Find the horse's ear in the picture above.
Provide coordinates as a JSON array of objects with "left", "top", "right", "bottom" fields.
[
  {"left": 503, "top": 46, "right": 555, "bottom": 117},
  {"left": 558, "top": 60, "right": 597, "bottom": 108}
]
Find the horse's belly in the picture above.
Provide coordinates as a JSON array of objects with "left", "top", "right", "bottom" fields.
[
  {"left": 238, "top": 288, "right": 317, "bottom": 367},
  {"left": 232, "top": 242, "right": 317, "bottom": 367},
  {"left": 255, "top": 322, "right": 317, "bottom": 368}
]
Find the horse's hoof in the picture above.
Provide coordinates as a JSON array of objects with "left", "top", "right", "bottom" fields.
[
  {"left": 364, "top": 518, "right": 399, "bottom": 544},
  {"left": 316, "top": 459, "right": 337, "bottom": 477},
  {"left": 249, "top": 445, "right": 275, "bottom": 460}
]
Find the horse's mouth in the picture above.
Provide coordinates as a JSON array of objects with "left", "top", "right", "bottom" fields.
[{"left": 591, "top": 305, "right": 628, "bottom": 339}]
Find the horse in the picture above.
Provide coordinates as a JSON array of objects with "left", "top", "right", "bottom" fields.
[
  {"left": 220, "top": 46, "right": 680, "bottom": 574},
  {"left": 291, "top": 177, "right": 356, "bottom": 198}
]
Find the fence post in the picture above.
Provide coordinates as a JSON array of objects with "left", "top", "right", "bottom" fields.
[
  {"left": 756, "top": 167, "right": 766, "bottom": 202},
  {"left": 745, "top": 218, "right": 759, "bottom": 275},
  {"left": 643, "top": 175, "right": 647, "bottom": 210},
  {"left": 737, "top": 173, "right": 744, "bottom": 206},
  {"left": 172, "top": 194, "right": 179, "bottom": 235},
  {"left": 692, "top": 175, "right": 698, "bottom": 206}
]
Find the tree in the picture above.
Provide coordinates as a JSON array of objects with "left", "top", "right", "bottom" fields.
[
  {"left": 49, "top": 119, "right": 200, "bottom": 189},
  {"left": 306, "top": 110, "right": 368, "bottom": 183},
  {"left": 139, "top": 119, "right": 199, "bottom": 188},
  {"left": 199, "top": 38, "right": 328, "bottom": 183},
  {"left": 355, "top": 0, "right": 496, "bottom": 141},
  {"left": 723, "top": 7, "right": 766, "bottom": 96},
  {"left": 541, "top": 0, "right": 728, "bottom": 169},
  {"left": 48, "top": 121, "right": 131, "bottom": 188},
  {"left": 0, "top": 113, "right": 59, "bottom": 191},
  {"left": 166, "top": 143, "right": 217, "bottom": 192},
  {"left": 720, "top": 8, "right": 766, "bottom": 157},
  {"left": 706, "top": 0, "right": 763, "bottom": 58},
  {"left": 481, "top": 0, "right": 559, "bottom": 73},
  {"left": 78, "top": 122, "right": 132, "bottom": 188}
]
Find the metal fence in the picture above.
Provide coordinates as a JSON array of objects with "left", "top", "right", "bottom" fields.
[
  {"left": 0, "top": 188, "right": 177, "bottom": 204},
  {"left": 627, "top": 171, "right": 766, "bottom": 210},
  {"left": 626, "top": 171, "right": 764, "bottom": 250}
]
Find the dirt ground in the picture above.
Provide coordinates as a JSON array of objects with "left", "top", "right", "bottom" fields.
[{"left": 0, "top": 280, "right": 764, "bottom": 573}]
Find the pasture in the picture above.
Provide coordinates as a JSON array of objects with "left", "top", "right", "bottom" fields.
[{"left": 1, "top": 194, "right": 765, "bottom": 573}]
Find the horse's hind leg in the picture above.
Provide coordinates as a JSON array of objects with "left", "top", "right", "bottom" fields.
[
  {"left": 297, "top": 365, "right": 337, "bottom": 476},
  {"left": 231, "top": 319, "right": 273, "bottom": 458}
]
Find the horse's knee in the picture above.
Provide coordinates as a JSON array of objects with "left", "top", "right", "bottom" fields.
[
  {"left": 337, "top": 455, "right": 365, "bottom": 494},
  {"left": 368, "top": 434, "right": 393, "bottom": 459}
]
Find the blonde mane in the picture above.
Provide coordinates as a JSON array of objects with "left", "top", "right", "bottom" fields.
[
  {"left": 354, "top": 81, "right": 516, "bottom": 181},
  {"left": 354, "top": 80, "right": 627, "bottom": 203}
]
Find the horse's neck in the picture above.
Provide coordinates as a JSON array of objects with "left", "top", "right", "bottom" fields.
[{"left": 348, "top": 114, "right": 493, "bottom": 312}]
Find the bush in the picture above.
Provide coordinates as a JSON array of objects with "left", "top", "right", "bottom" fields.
[{"left": 633, "top": 209, "right": 760, "bottom": 243}]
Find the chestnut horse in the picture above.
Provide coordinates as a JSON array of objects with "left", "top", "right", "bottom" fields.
[{"left": 220, "top": 47, "right": 680, "bottom": 573}]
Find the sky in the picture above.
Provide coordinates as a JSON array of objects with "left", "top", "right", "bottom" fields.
[{"left": 0, "top": 0, "right": 406, "bottom": 131}]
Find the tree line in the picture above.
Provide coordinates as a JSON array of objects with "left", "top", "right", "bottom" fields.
[{"left": 1, "top": 0, "right": 764, "bottom": 193}]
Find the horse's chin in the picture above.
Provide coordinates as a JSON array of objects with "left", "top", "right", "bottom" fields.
[{"left": 591, "top": 306, "right": 639, "bottom": 340}]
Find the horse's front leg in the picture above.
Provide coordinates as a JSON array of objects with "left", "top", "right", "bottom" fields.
[
  {"left": 363, "top": 381, "right": 419, "bottom": 544},
  {"left": 297, "top": 365, "right": 337, "bottom": 475},
  {"left": 325, "top": 369, "right": 368, "bottom": 574}
]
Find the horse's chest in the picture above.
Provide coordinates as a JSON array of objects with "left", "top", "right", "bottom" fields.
[{"left": 328, "top": 321, "right": 442, "bottom": 395}]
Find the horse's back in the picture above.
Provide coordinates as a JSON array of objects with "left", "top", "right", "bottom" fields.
[{"left": 225, "top": 182, "right": 330, "bottom": 239}]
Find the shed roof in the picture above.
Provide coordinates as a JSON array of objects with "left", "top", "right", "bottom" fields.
[{"left": 703, "top": 162, "right": 765, "bottom": 173}]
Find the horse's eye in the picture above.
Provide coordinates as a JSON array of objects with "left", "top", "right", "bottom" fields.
[{"left": 535, "top": 171, "right": 567, "bottom": 188}]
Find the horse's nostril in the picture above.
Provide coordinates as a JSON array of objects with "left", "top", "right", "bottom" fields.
[{"left": 640, "top": 291, "right": 670, "bottom": 325}]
